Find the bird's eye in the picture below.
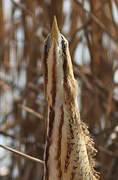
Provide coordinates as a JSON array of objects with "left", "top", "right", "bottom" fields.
[
  {"left": 61, "top": 35, "right": 65, "bottom": 44},
  {"left": 61, "top": 37, "right": 66, "bottom": 55},
  {"left": 61, "top": 35, "right": 68, "bottom": 46},
  {"left": 61, "top": 35, "right": 65, "bottom": 45}
]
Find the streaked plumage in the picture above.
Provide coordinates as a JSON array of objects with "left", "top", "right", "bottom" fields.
[{"left": 42, "top": 17, "right": 99, "bottom": 180}]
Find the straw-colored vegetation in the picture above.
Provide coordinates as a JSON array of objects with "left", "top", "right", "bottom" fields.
[{"left": 0, "top": 0, "right": 118, "bottom": 180}]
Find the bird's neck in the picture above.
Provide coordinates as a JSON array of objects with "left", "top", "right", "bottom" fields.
[{"left": 42, "top": 38, "right": 98, "bottom": 180}]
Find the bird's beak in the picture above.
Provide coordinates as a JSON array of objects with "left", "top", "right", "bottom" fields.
[{"left": 51, "top": 16, "right": 60, "bottom": 43}]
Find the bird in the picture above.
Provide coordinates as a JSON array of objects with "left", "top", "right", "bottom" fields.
[{"left": 42, "top": 16, "right": 99, "bottom": 180}]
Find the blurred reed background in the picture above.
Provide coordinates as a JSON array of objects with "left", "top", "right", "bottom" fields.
[{"left": 0, "top": 0, "right": 118, "bottom": 179}]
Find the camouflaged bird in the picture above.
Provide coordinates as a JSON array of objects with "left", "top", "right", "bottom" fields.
[{"left": 42, "top": 17, "right": 99, "bottom": 180}]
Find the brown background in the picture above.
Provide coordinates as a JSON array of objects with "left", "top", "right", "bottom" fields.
[{"left": 0, "top": 0, "right": 118, "bottom": 179}]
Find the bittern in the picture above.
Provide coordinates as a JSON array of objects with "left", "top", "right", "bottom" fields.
[{"left": 42, "top": 17, "right": 99, "bottom": 180}]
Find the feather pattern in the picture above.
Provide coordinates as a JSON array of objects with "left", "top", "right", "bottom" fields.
[{"left": 42, "top": 17, "right": 99, "bottom": 180}]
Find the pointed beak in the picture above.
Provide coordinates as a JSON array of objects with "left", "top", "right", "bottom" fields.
[{"left": 51, "top": 16, "right": 60, "bottom": 43}]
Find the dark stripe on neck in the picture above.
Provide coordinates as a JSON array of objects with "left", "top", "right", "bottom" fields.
[
  {"left": 62, "top": 46, "right": 75, "bottom": 178},
  {"left": 43, "top": 43, "right": 49, "bottom": 96},
  {"left": 51, "top": 45, "right": 56, "bottom": 105},
  {"left": 62, "top": 42, "right": 67, "bottom": 82}
]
